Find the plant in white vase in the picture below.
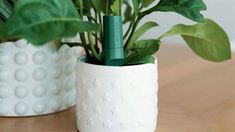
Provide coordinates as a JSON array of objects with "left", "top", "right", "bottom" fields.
[
  {"left": 0, "top": 0, "right": 78, "bottom": 117},
  {"left": 0, "top": 0, "right": 231, "bottom": 131}
]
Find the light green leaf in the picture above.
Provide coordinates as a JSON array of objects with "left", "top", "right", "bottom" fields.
[
  {"left": 141, "top": 0, "right": 155, "bottom": 7},
  {"left": 125, "top": 39, "right": 160, "bottom": 64},
  {"left": 128, "top": 22, "right": 158, "bottom": 49},
  {"left": 111, "top": 0, "right": 123, "bottom": 15},
  {"left": 140, "top": 0, "right": 207, "bottom": 22},
  {"left": 160, "top": 19, "right": 231, "bottom": 62},
  {"left": 0, "top": 0, "right": 100, "bottom": 45}
]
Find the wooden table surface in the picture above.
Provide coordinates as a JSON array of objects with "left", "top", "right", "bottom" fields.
[{"left": 0, "top": 44, "right": 234, "bottom": 132}]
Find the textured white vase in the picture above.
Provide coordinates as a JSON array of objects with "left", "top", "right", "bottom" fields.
[
  {"left": 0, "top": 39, "right": 79, "bottom": 116},
  {"left": 76, "top": 57, "right": 158, "bottom": 132}
]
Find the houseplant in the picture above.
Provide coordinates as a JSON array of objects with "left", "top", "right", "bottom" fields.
[
  {"left": 0, "top": 0, "right": 231, "bottom": 131},
  {"left": 0, "top": 0, "right": 79, "bottom": 116}
]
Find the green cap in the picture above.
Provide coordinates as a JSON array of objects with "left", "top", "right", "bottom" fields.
[{"left": 103, "top": 16, "right": 124, "bottom": 66}]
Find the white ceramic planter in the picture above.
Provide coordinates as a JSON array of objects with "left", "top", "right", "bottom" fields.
[
  {"left": 76, "top": 57, "right": 158, "bottom": 132},
  {"left": 0, "top": 39, "right": 79, "bottom": 116}
]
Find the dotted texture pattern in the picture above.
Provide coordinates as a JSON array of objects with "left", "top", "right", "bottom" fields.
[
  {"left": 0, "top": 39, "right": 80, "bottom": 116},
  {"left": 76, "top": 60, "right": 159, "bottom": 132}
]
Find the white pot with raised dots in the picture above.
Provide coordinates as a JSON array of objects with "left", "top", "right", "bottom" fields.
[
  {"left": 0, "top": 39, "right": 80, "bottom": 116},
  {"left": 76, "top": 56, "right": 158, "bottom": 132}
]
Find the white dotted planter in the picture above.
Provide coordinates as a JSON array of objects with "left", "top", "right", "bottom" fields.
[
  {"left": 76, "top": 57, "right": 158, "bottom": 132},
  {"left": 0, "top": 39, "right": 79, "bottom": 116}
]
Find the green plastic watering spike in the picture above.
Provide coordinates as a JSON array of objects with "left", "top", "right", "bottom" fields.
[{"left": 103, "top": 16, "right": 124, "bottom": 66}]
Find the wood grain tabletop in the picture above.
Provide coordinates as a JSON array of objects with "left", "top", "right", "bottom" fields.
[{"left": 0, "top": 44, "right": 234, "bottom": 132}]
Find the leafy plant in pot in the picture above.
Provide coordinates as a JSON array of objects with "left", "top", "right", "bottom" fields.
[
  {"left": 0, "top": 0, "right": 79, "bottom": 117},
  {"left": 0, "top": 0, "right": 231, "bottom": 131}
]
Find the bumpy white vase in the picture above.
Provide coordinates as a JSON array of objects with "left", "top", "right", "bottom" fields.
[
  {"left": 76, "top": 56, "right": 158, "bottom": 132},
  {"left": 0, "top": 39, "right": 79, "bottom": 116}
]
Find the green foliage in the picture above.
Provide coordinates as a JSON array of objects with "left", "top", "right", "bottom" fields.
[
  {"left": 123, "top": 0, "right": 132, "bottom": 23},
  {"left": 0, "top": 0, "right": 232, "bottom": 65},
  {"left": 140, "top": 0, "right": 207, "bottom": 22},
  {"left": 126, "top": 55, "right": 155, "bottom": 65},
  {"left": 90, "top": 0, "right": 104, "bottom": 12},
  {"left": 127, "top": 22, "right": 158, "bottom": 51},
  {"left": 160, "top": 19, "right": 231, "bottom": 62},
  {"left": 132, "top": 0, "right": 140, "bottom": 17},
  {"left": 0, "top": 0, "right": 100, "bottom": 45},
  {"left": 111, "top": 0, "right": 123, "bottom": 15},
  {"left": 126, "top": 39, "right": 160, "bottom": 64},
  {"left": 156, "top": 0, "right": 207, "bottom": 22},
  {"left": 0, "top": 0, "right": 14, "bottom": 22},
  {"left": 141, "top": 0, "right": 155, "bottom": 7}
]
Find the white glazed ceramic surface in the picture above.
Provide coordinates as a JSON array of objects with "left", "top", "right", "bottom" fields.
[
  {"left": 76, "top": 58, "right": 158, "bottom": 132},
  {"left": 0, "top": 39, "right": 79, "bottom": 116}
]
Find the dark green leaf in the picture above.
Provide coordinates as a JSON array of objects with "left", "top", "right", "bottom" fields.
[
  {"left": 155, "top": 0, "right": 207, "bottom": 22},
  {"left": 141, "top": 0, "right": 154, "bottom": 7},
  {"left": 127, "top": 21, "right": 158, "bottom": 49},
  {"left": 73, "top": 0, "right": 92, "bottom": 10},
  {"left": 0, "top": 0, "right": 100, "bottom": 45},
  {"left": 160, "top": 19, "right": 231, "bottom": 62},
  {"left": 123, "top": 0, "right": 132, "bottom": 23},
  {"left": 0, "top": 0, "right": 14, "bottom": 21},
  {"left": 90, "top": 0, "right": 107, "bottom": 13},
  {"left": 132, "top": 0, "right": 140, "bottom": 17},
  {"left": 125, "top": 39, "right": 160, "bottom": 64},
  {"left": 126, "top": 55, "right": 155, "bottom": 65},
  {"left": 130, "top": 39, "right": 160, "bottom": 55}
]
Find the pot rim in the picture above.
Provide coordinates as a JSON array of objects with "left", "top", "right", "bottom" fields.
[{"left": 77, "top": 55, "right": 157, "bottom": 69}]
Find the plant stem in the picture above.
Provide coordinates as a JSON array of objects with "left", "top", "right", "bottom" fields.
[
  {"left": 124, "top": 4, "right": 157, "bottom": 53},
  {"left": 124, "top": 17, "right": 141, "bottom": 53},
  {"left": 106, "top": 0, "right": 110, "bottom": 15},
  {"left": 98, "top": 13, "right": 103, "bottom": 44},
  {"left": 119, "top": 0, "right": 122, "bottom": 15},
  {"left": 95, "top": 13, "right": 98, "bottom": 46},
  {"left": 80, "top": 33, "right": 92, "bottom": 58},
  {"left": 139, "top": 4, "right": 158, "bottom": 19},
  {"left": 86, "top": 15, "right": 98, "bottom": 23},
  {"left": 78, "top": 0, "right": 83, "bottom": 17},
  {"left": 88, "top": 33, "right": 101, "bottom": 61},
  {"left": 78, "top": 0, "right": 91, "bottom": 59},
  {"left": 92, "top": 33, "right": 102, "bottom": 42},
  {"left": 124, "top": 18, "right": 134, "bottom": 40}
]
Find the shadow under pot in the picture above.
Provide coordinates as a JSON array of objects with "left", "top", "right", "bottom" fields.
[
  {"left": 76, "top": 56, "right": 159, "bottom": 132},
  {"left": 0, "top": 39, "right": 80, "bottom": 117}
]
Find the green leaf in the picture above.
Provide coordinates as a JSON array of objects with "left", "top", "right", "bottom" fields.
[
  {"left": 125, "top": 39, "right": 160, "bottom": 64},
  {"left": 0, "top": 0, "right": 100, "bottom": 45},
  {"left": 126, "top": 55, "right": 155, "bottom": 65},
  {"left": 155, "top": 0, "right": 207, "bottom": 22},
  {"left": 132, "top": 0, "right": 140, "bottom": 17},
  {"left": 130, "top": 39, "right": 160, "bottom": 55},
  {"left": 111, "top": 0, "right": 123, "bottom": 15},
  {"left": 123, "top": 0, "right": 132, "bottom": 23},
  {"left": 160, "top": 19, "right": 231, "bottom": 62},
  {"left": 141, "top": 0, "right": 155, "bottom": 7},
  {"left": 0, "top": 0, "right": 14, "bottom": 21},
  {"left": 73, "top": 0, "right": 92, "bottom": 10},
  {"left": 128, "top": 22, "right": 158, "bottom": 49},
  {"left": 90, "top": 0, "right": 107, "bottom": 13}
]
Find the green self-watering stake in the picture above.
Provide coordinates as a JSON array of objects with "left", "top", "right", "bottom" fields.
[{"left": 103, "top": 16, "right": 124, "bottom": 66}]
